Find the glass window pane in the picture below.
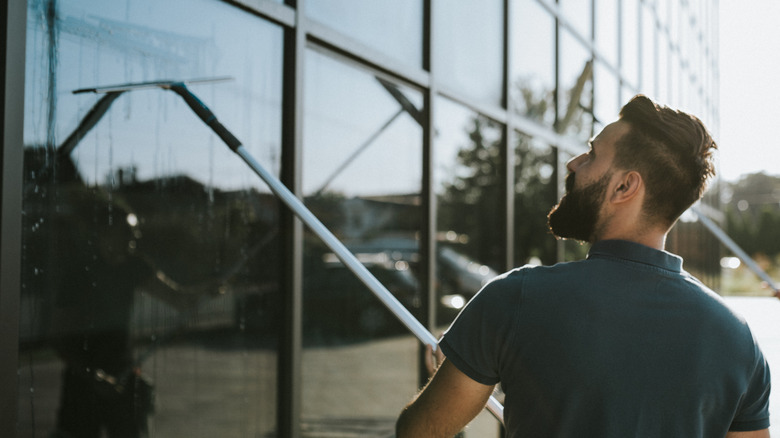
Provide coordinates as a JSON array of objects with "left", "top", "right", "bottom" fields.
[
  {"left": 593, "top": 60, "right": 620, "bottom": 131},
  {"left": 21, "top": 0, "right": 282, "bottom": 436},
  {"left": 594, "top": 0, "right": 618, "bottom": 66},
  {"left": 668, "top": 0, "right": 679, "bottom": 44},
  {"left": 434, "top": 0, "right": 504, "bottom": 106},
  {"left": 558, "top": 28, "right": 594, "bottom": 141},
  {"left": 621, "top": 0, "right": 639, "bottom": 89},
  {"left": 513, "top": 133, "right": 558, "bottom": 266},
  {"left": 301, "top": 49, "right": 423, "bottom": 433},
  {"left": 307, "top": 0, "right": 423, "bottom": 68},
  {"left": 435, "top": 96, "right": 504, "bottom": 316},
  {"left": 641, "top": 4, "right": 657, "bottom": 97},
  {"left": 510, "top": 0, "right": 556, "bottom": 126},
  {"left": 558, "top": 0, "right": 592, "bottom": 42},
  {"left": 658, "top": 32, "right": 670, "bottom": 104},
  {"left": 435, "top": 97, "right": 505, "bottom": 437}
]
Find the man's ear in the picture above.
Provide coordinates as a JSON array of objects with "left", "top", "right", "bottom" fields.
[{"left": 611, "top": 170, "right": 643, "bottom": 204}]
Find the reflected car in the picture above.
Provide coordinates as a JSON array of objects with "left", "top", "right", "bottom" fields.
[{"left": 303, "top": 251, "right": 422, "bottom": 341}]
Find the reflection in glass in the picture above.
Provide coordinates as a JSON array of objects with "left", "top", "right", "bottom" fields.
[
  {"left": 513, "top": 133, "right": 558, "bottom": 266},
  {"left": 593, "top": 61, "right": 620, "bottom": 131},
  {"left": 658, "top": 32, "right": 670, "bottom": 105},
  {"left": 306, "top": 0, "right": 423, "bottom": 68},
  {"left": 21, "top": 0, "right": 282, "bottom": 436},
  {"left": 621, "top": 0, "right": 639, "bottom": 89},
  {"left": 510, "top": 0, "right": 556, "bottom": 126},
  {"left": 558, "top": 28, "right": 593, "bottom": 141},
  {"left": 668, "top": 0, "right": 680, "bottom": 44},
  {"left": 301, "top": 49, "right": 422, "bottom": 433},
  {"left": 435, "top": 97, "right": 503, "bottom": 310},
  {"left": 434, "top": 0, "right": 504, "bottom": 106},
  {"left": 594, "top": 0, "right": 618, "bottom": 66},
  {"left": 641, "top": 4, "right": 657, "bottom": 97},
  {"left": 434, "top": 97, "right": 504, "bottom": 438},
  {"left": 558, "top": 0, "right": 592, "bottom": 42}
]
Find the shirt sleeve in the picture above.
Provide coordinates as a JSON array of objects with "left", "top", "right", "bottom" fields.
[
  {"left": 729, "top": 340, "right": 771, "bottom": 431},
  {"left": 439, "top": 269, "right": 524, "bottom": 386}
]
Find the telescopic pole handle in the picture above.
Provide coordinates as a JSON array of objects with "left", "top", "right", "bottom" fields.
[
  {"left": 165, "top": 81, "right": 504, "bottom": 423},
  {"left": 234, "top": 146, "right": 505, "bottom": 424}
]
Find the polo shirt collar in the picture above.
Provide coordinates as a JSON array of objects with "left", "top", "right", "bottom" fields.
[{"left": 587, "top": 239, "right": 683, "bottom": 273}]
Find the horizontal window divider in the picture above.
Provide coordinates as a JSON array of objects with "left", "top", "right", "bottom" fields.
[
  {"left": 435, "top": 85, "right": 508, "bottom": 124},
  {"left": 305, "top": 19, "right": 431, "bottom": 90},
  {"left": 223, "top": 0, "right": 296, "bottom": 28}
]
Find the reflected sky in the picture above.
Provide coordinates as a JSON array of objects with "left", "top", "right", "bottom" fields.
[
  {"left": 303, "top": 49, "right": 423, "bottom": 197},
  {"left": 306, "top": 0, "right": 423, "bottom": 68},
  {"left": 510, "top": 0, "right": 555, "bottom": 125},
  {"left": 434, "top": 98, "right": 502, "bottom": 194},
  {"left": 434, "top": 0, "right": 504, "bottom": 106},
  {"left": 24, "top": 0, "right": 283, "bottom": 191},
  {"left": 595, "top": 0, "right": 618, "bottom": 66},
  {"left": 558, "top": 27, "right": 593, "bottom": 140}
]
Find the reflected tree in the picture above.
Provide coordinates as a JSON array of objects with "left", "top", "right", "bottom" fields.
[
  {"left": 438, "top": 63, "right": 595, "bottom": 268},
  {"left": 438, "top": 116, "right": 504, "bottom": 270},
  {"left": 514, "top": 135, "right": 558, "bottom": 265}
]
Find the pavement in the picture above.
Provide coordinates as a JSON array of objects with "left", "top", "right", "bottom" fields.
[{"left": 16, "top": 331, "right": 501, "bottom": 437}]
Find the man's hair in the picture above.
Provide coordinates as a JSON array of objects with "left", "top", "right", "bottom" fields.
[{"left": 615, "top": 95, "right": 717, "bottom": 228}]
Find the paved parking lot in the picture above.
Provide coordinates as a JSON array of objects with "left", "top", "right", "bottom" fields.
[{"left": 16, "top": 331, "right": 501, "bottom": 437}]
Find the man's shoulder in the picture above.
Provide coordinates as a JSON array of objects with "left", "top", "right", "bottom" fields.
[
  {"left": 501, "top": 259, "right": 590, "bottom": 282},
  {"left": 480, "top": 260, "right": 587, "bottom": 296}
]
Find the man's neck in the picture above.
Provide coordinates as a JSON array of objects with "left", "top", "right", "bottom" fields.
[{"left": 594, "top": 229, "right": 667, "bottom": 251}]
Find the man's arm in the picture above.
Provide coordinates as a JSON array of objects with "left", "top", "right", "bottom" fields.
[
  {"left": 396, "top": 358, "right": 495, "bottom": 438},
  {"left": 725, "top": 429, "right": 770, "bottom": 438}
]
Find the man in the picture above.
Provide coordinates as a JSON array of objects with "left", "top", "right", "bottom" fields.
[{"left": 396, "top": 95, "right": 771, "bottom": 437}]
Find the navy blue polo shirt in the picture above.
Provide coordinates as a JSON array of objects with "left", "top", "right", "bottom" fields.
[{"left": 440, "top": 239, "right": 771, "bottom": 437}]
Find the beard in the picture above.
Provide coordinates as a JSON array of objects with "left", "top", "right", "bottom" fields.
[{"left": 547, "top": 172, "right": 611, "bottom": 243}]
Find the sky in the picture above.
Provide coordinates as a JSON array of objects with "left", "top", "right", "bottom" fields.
[{"left": 718, "top": 1, "right": 780, "bottom": 182}]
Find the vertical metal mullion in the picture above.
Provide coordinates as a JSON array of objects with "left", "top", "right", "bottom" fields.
[
  {"left": 501, "top": 4, "right": 513, "bottom": 433},
  {"left": 0, "top": 1, "right": 26, "bottom": 436},
  {"left": 418, "top": 0, "right": 437, "bottom": 388},
  {"left": 279, "top": 1, "right": 305, "bottom": 436},
  {"left": 617, "top": 0, "right": 624, "bottom": 107},
  {"left": 0, "top": 0, "right": 27, "bottom": 436},
  {"left": 553, "top": 0, "right": 566, "bottom": 263},
  {"left": 502, "top": 0, "right": 515, "bottom": 272}
]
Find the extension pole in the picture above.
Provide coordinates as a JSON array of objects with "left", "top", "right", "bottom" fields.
[
  {"left": 75, "top": 79, "right": 505, "bottom": 423},
  {"left": 166, "top": 83, "right": 507, "bottom": 423}
]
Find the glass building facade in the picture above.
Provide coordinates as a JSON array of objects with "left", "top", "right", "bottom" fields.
[{"left": 0, "top": 0, "right": 720, "bottom": 436}]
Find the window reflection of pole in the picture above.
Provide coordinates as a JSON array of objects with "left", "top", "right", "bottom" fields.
[
  {"left": 67, "top": 77, "right": 507, "bottom": 424},
  {"left": 62, "top": 77, "right": 273, "bottom": 301},
  {"left": 59, "top": 77, "right": 238, "bottom": 305},
  {"left": 313, "top": 107, "right": 404, "bottom": 196},
  {"left": 557, "top": 60, "right": 593, "bottom": 134},
  {"left": 312, "top": 77, "right": 423, "bottom": 197}
]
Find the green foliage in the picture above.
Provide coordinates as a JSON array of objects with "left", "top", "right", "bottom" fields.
[
  {"left": 438, "top": 116, "right": 505, "bottom": 269},
  {"left": 437, "top": 117, "right": 561, "bottom": 268}
]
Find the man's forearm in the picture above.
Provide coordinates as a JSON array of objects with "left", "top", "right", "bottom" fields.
[{"left": 396, "top": 401, "right": 456, "bottom": 438}]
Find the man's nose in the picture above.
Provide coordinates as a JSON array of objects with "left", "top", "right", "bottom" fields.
[{"left": 566, "top": 153, "right": 587, "bottom": 173}]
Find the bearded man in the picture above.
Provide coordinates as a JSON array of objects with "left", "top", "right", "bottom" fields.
[{"left": 396, "top": 95, "right": 771, "bottom": 438}]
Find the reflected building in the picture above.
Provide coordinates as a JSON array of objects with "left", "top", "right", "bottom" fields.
[{"left": 1, "top": 0, "right": 720, "bottom": 437}]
